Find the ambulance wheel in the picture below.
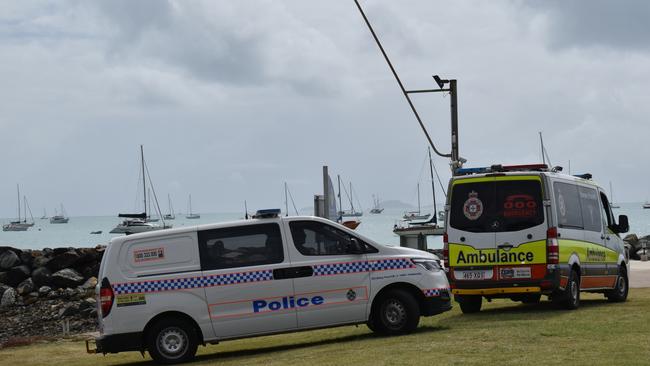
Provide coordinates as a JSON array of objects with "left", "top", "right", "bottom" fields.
[
  {"left": 557, "top": 269, "right": 580, "bottom": 310},
  {"left": 606, "top": 266, "right": 628, "bottom": 302},
  {"left": 371, "top": 289, "right": 420, "bottom": 335},
  {"left": 147, "top": 317, "right": 198, "bottom": 364},
  {"left": 457, "top": 295, "right": 482, "bottom": 313}
]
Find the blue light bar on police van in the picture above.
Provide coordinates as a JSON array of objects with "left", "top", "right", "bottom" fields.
[{"left": 253, "top": 209, "right": 281, "bottom": 219}]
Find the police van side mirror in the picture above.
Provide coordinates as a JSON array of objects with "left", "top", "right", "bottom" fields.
[
  {"left": 616, "top": 215, "right": 629, "bottom": 234},
  {"left": 347, "top": 238, "right": 364, "bottom": 254}
]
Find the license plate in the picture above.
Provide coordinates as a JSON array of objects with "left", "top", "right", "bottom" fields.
[
  {"left": 500, "top": 267, "right": 531, "bottom": 279},
  {"left": 455, "top": 270, "right": 493, "bottom": 280}
]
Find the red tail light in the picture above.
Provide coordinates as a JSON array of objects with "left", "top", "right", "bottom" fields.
[
  {"left": 546, "top": 227, "right": 559, "bottom": 264},
  {"left": 99, "top": 278, "right": 114, "bottom": 318},
  {"left": 442, "top": 232, "right": 449, "bottom": 269}
]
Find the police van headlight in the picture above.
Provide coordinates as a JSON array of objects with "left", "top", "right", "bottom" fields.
[{"left": 412, "top": 258, "right": 442, "bottom": 272}]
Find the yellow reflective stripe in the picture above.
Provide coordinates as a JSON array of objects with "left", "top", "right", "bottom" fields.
[
  {"left": 452, "top": 175, "right": 542, "bottom": 185},
  {"left": 558, "top": 239, "right": 619, "bottom": 263},
  {"left": 448, "top": 241, "right": 547, "bottom": 267},
  {"left": 452, "top": 287, "right": 541, "bottom": 295}
]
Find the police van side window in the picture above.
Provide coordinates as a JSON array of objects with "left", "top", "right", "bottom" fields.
[
  {"left": 578, "top": 186, "right": 602, "bottom": 232},
  {"left": 289, "top": 221, "right": 376, "bottom": 256},
  {"left": 198, "top": 223, "right": 284, "bottom": 270},
  {"left": 553, "top": 182, "right": 583, "bottom": 229}
]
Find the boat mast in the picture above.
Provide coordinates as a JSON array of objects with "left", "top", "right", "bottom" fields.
[
  {"left": 610, "top": 181, "right": 614, "bottom": 203},
  {"left": 284, "top": 182, "right": 289, "bottom": 217},
  {"left": 17, "top": 184, "right": 20, "bottom": 221},
  {"left": 338, "top": 175, "right": 343, "bottom": 217},
  {"left": 539, "top": 132, "right": 545, "bottom": 165},
  {"left": 244, "top": 200, "right": 249, "bottom": 219},
  {"left": 428, "top": 147, "right": 437, "bottom": 222},
  {"left": 189, "top": 194, "right": 192, "bottom": 215},
  {"left": 349, "top": 182, "right": 355, "bottom": 213},
  {"left": 141, "top": 145, "right": 147, "bottom": 217},
  {"left": 417, "top": 183, "right": 421, "bottom": 215}
]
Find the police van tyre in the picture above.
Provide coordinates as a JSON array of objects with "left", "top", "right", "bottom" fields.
[
  {"left": 606, "top": 266, "right": 628, "bottom": 302},
  {"left": 147, "top": 317, "right": 199, "bottom": 364},
  {"left": 456, "top": 295, "right": 482, "bottom": 314},
  {"left": 371, "top": 289, "right": 420, "bottom": 335}
]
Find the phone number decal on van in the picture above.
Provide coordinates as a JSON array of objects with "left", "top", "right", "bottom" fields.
[{"left": 133, "top": 247, "right": 165, "bottom": 263}]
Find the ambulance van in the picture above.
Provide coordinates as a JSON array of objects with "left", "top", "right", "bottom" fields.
[
  {"left": 443, "top": 164, "right": 629, "bottom": 313},
  {"left": 89, "top": 210, "right": 451, "bottom": 364}
]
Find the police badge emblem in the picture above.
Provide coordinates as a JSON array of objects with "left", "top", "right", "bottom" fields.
[{"left": 463, "top": 190, "right": 483, "bottom": 220}]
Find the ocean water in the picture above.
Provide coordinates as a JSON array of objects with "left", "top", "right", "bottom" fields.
[{"left": 1, "top": 204, "right": 647, "bottom": 250}]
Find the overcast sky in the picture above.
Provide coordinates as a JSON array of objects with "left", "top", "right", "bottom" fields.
[{"left": 1, "top": 0, "right": 650, "bottom": 217}]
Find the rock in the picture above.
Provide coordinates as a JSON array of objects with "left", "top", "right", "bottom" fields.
[
  {"left": 0, "top": 271, "right": 7, "bottom": 284},
  {"left": 76, "top": 248, "right": 98, "bottom": 265},
  {"left": 38, "top": 286, "right": 52, "bottom": 296},
  {"left": 79, "top": 297, "right": 96, "bottom": 310},
  {"left": 47, "top": 250, "right": 81, "bottom": 271},
  {"left": 0, "top": 284, "right": 8, "bottom": 298},
  {"left": 32, "top": 255, "right": 51, "bottom": 268},
  {"left": 623, "top": 233, "right": 639, "bottom": 244},
  {"left": 82, "top": 277, "right": 97, "bottom": 290},
  {"left": 0, "top": 251, "right": 20, "bottom": 270},
  {"left": 16, "top": 278, "right": 34, "bottom": 295},
  {"left": 23, "top": 292, "right": 39, "bottom": 305},
  {"left": 1, "top": 287, "right": 16, "bottom": 308},
  {"left": 31, "top": 267, "right": 52, "bottom": 287},
  {"left": 19, "top": 250, "right": 33, "bottom": 267},
  {"left": 53, "top": 247, "right": 74, "bottom": 256},
  {"left": 42, "top": 248, "right": 53, "bottom": 257},
  {"left": 6, "top": 265, "right": 31, "bottom": 287},
  {"left": 51, "top": 268, "right": 84, "bottom": 288}
]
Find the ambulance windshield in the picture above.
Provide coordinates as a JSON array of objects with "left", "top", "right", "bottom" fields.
[{"left": 449, "top": 179, "right": 544, "bottom": 233}]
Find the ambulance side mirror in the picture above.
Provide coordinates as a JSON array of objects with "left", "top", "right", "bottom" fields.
[
  {"left": 616, "top": 215, "right": 629, "bottom": 234},
  {"left": 347, "top": 238, "right": 364, "bottom": 254}
]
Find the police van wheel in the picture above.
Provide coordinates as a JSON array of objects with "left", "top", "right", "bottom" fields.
[
  {"left": 606, "top": 266, "right": 628, "bottom": 302},
  {"left": 372, "top": 289, "right": 420, "bottom": 335},
  {"left": 147, "top": 317, "right": 198, "bottom": 364},
  {"left": 457, "top": 295, "right": 482, "bottom": 314},
  {"left": 560, "top": 269, "right": 580, "bottom": 310}
]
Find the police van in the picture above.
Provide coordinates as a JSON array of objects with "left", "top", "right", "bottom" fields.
[
  {"left": 442, "top": 164, "right": 630, "bottom": 313},
  {"left": 89, "top": 210, "right": 451, "bottom": 364}
]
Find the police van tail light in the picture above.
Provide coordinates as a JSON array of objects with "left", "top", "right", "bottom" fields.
[
  {"left": 99, "top": 278, "right": 115, "bottom": 318},
  {"left": 442, "top": 232, "right": 449, "bottom": 269},
  {"left": 547, "top": 227, "right": 559, "bottom": 264}
]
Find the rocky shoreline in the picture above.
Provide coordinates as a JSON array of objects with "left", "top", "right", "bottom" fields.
[
  {"left": 0, "top": 235, "right": 646, "bottom": 348},
  {"left": 0, "top": 246, "right": 103, "bottom": 348}
]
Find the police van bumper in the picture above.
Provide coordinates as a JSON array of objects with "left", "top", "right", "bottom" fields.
[
  {"left": 88, "top": 332, "right": 143, "bottom": 354},
  {"left": 421, "top": 293, "right": 453, "bottom": 316}
]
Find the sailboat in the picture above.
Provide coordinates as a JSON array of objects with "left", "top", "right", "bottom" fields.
[
  {"left": 110, "top": 145, "right": 172, "bottom": 234},
  {"left": 338, "top": 180, "right": 363, "bottom": 217},
  {"left": 3, "top": 185, "right": 33, "bottom": 232},
  {"left": 643, "top": 202, "right": 650, "bottom": 209},
  {"left": 402, "top": 183, "right": 431, "bottom": 221},
  {"left": 146, "top": 189, "right": 160, "bottom": 222},
  {"left": 50, "top": 204, "right": 70, "bottom": 224},
  {"left": 186, "top": 194, "right": 200, "bottom": 219},
  {"left": 609, "top": 182, "right": 620, "bottom": 209},
  {"left": 40, "top": 209, "right": 48, "bottom": 220},
  {"left": 370, "top": 194, "right": 384, "bottom": 214},
  {"left": 163, "top": 194, "right": 175, "bottom": 220},
  {"left": 334, "top": 175, "right": 361, "bottom": 230}
]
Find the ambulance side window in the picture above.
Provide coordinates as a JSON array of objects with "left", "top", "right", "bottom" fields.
[
  {"left": 553, "top": 182, "right": 583, "bottom": 229},
  {"left": 578, "top": 186, "right": 602, "bottom": 232},
  {"left": 198, "top": 223, "right": 284, "bottom": 270},
  {"left": 598, "top": 192, "right": 614, "bottom": 229},
  {"left": 289, "top": 221, "right": 375, "bottom": 256}
]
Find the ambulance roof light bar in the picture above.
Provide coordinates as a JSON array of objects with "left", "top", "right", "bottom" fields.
[
  {"left": 253, "top": 209, "right": 281, "bottom": 219},
  {"left": 456, "top": 164, "right": 550, "bottom": 176}
]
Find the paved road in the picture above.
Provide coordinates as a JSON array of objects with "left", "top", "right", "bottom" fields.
[{"left": 630, "top": 260, "right": 650, "bottom": 288}]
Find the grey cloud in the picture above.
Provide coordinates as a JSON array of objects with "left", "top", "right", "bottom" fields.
[{"left": 520, "top": 0, "right": 650, "bottom": 51}]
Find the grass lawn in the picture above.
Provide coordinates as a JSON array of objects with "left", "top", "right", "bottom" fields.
[{"left": 1, "top": 289, "right": 649, "bottom": 366}]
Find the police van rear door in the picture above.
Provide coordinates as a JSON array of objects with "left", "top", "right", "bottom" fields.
[
  {"left": 493, "top": 176, "right": 547, "bottom": 283},
  {"left": 447, "top": 177, "right": 498, "bottom": 282}
]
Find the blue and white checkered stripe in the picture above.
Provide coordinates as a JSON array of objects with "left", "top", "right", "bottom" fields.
[
  {"left": 114, "top": 270, "right": 273, "bottom": 295},
  {"left": 313, "top": 258, "right": 415, "bottom": 277},
  {"left": 423, "top": 288, "right": 450, "bottom": 297}
]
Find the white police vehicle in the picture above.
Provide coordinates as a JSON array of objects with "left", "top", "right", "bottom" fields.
[{"left": 89, "top": 209, "right": 451, "bottom": 364}]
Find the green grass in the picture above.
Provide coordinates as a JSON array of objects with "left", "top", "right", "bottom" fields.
[{"left": 2, "top": 289, "right": 649, "bottom": 366}]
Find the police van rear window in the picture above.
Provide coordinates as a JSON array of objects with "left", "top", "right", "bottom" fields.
[{"left": 450, "top": 179, "right": 544, "bottom": 232}]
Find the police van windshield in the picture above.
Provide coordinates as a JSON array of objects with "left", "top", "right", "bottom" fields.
[{"left": 450, "top": 179, "right": 544, "bottom": 233}]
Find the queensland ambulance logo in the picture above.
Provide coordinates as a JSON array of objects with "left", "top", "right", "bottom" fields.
[{"left": 463, "top": 191, "right": 483, "bottom": 221}]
